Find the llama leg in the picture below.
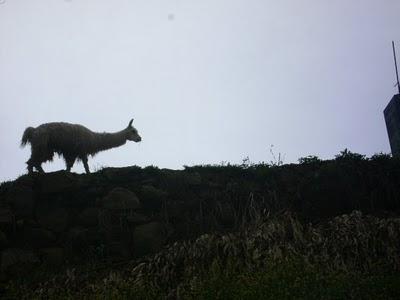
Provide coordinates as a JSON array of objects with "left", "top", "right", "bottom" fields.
[
  {"left": 65, "top": 156, "right": 76, "bottom": 172},
  {"left": 35, "top": 164, "right": 45, "bottom": 173},
  {"left": 27, "top": 145, "right": 51, "bottom": 174},
  {"left": 27, "top": 150, "right": 45, "bottom": 173},
  {"left": 26, "top": 159, "right": 34, "bottom": 174},
  {"left": 35, "top": 151, "right": 53, "bottom": 173},
  {"left": 81, "top": 156, "right": 90, "bottom": 174}
]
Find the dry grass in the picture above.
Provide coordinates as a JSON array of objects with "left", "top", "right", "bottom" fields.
[{"left": 6, "top": 210, "right": 400, "bottom": 299}]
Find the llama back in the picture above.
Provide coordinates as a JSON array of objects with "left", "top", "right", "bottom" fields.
[
  {"left": 37, "top": 122, "right": 95, "bottom": 154},
  {"left": 21, "top": 122, "right": 94, "bottom": 153}
]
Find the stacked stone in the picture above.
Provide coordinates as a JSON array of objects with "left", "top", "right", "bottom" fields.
[{"left": 0, "top": 172, "right": 169, "bottom": 279}]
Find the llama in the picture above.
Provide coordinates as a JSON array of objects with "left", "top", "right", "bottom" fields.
[{"left": 21, "top": 119, "right": 141, "bottom": 174}]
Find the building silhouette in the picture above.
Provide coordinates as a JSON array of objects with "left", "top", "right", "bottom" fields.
[{"left": 384, "top": 94, "right": 400, "bottom": 156}]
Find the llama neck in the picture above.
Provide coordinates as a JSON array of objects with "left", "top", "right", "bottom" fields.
[{"left": 93, "top": 130, "right": 127, "bottom": 152}]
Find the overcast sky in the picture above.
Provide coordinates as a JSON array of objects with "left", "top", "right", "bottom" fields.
[{"left": 0, "top": 0, "right": 399, "bottom": 182}]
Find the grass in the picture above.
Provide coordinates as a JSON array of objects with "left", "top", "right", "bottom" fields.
[
  {"left": 4, "top": 210, "right": 400, "bottom": 299},
  {"left": 6, "top": 259, "right": 399, "bottom": 299},
  {"left": 180, "top": 260, "right": 400, "bottom": 300}
]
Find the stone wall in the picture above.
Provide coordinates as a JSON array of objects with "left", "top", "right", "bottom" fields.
[
  {"left": 1, "top": 158, "right": 400, "bottom": 278},
  {"left": 0, "top": 170, "right": 174, "bottom": 278}
]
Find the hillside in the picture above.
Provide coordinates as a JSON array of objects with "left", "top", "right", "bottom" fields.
[{"left": 0, "top": 151, "right": 400, "bottom": 299}]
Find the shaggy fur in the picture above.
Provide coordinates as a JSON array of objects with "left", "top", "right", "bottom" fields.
[{"left": 21, "top": 119, "right": 141, "bottom": 174}]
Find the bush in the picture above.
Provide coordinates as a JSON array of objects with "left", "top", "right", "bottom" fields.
[
  {"left": 298, "top": 155, "right": 321, "bottom": 164},
  {"left": 335, "top": 149, "right": 366, "bottom": 161}
]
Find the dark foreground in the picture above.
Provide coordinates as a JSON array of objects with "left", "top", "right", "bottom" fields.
[
  {"left": 5, "top": 211, "right": 400, "bottom": 299},
  {"left": 0, "top": 151, "right": 399, "bottom": 299}
]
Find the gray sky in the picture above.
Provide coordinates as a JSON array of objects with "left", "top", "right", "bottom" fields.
[{"left": 0, "top": 0, "right": 399, "bottom": 182}]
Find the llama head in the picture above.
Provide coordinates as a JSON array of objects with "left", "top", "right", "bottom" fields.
[{"left": 125, "top": 119, "right": 142, "bottom": 142}]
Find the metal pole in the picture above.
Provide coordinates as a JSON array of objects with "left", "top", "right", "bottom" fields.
[{"left": 393, "top": 41, "right": 400, "bottom": 94}]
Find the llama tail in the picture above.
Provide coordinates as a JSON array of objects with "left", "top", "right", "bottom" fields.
[{"left": 21, "top": 127, "right": 35, "bottom": 147}]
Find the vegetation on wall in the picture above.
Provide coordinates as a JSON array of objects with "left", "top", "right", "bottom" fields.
[{"left": 0, "top": 151, "right": 399, "bottom": 299}]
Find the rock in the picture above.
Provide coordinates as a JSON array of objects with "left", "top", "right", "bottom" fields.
[
  {"left": 141, "top": 185, "right": 168, "bottom": 199},
  {"left": 16, "top": 219, "right": 24, "bottom": 229},
  {"left": 67, "top": 226, "right": 103, "bottom": 248},
  {"left": 7, "top": 185, "right": 34, "bottom": 217},
  {"left": 102, "top": 188, "right": 140, "bottom": 210},
  {"left": 84, "top": 186, "right": 105, "bottom": 198},
  {"left": 0, "top": 231, "right": 8, "bottom": 250},
  {"left": 126, "top": 213, "right": 150, "bottom": 225},
  {"left": 167, "top": 202, "right": 185, "bottom": 218},
  {"left": 160, "top": 170, "right": 202, "bottom": 186},
  {"left": 39, "top": 171, "right": 78, "bottom": 194},
  {"left": 36, "top": 205, "right": 69, "bottom": 233},
  {"left": 132, "top": 222, "right": 167, "bottom": 256},
  {"left": 24, "top": 228, "right": 56, "bottom": 248},
  {"left": 209, "top": 182, "right": 224, "bottom": 189},
  {"left": 140, "top": 185, "right": 167, "bottom": 210},
  {"left": 77, "top": 207, "right": 99, "bottom": 227},
  {"left": 0, "top": 208, "right": 14, "bottom": 227},
  {"left": 39, "top": 247, "right": 65, "bottom": 266},
  {"left": 85, "top": 228, "right": 103, "bottom": 245},
  {"left": 103, "top": 225, "right": 125, "bottom": 244},
  {"left": 107, "top": 241, "right": 132, "bottom": 259},
  {"left": 161, "top": 170, "right": 182, "bottom": 186},
  {"left": 22, "top": 218, "right": 39, "bottom": 227},
  {"left": 141, "top": 178, "right": 157, "bottom": 185},
  {"left": 66, "top": 227, "right": 89, "bottom": 250},
  {"left": 0, "top": 248, "right": 39, "bottom": 276},
  {"left": 183, "top": 172, "right": 202, "bottom": 186}
]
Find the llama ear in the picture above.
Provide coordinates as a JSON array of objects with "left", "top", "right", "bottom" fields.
[{"left": 128, "top": 119, "right": 133, "bottom": 127}]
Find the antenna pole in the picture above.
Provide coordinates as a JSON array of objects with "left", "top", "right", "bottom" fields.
[{"left": 393, "top": 41, "right": 400, "bottom": 94}]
